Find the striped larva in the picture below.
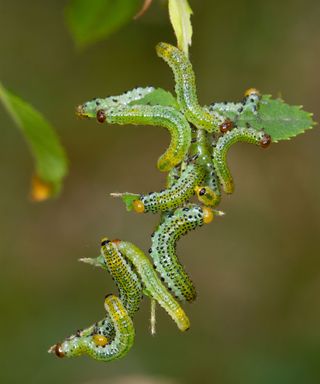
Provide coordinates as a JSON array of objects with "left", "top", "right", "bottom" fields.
[
  {"left": 77, "top": 103, "right": 191, "bottom": 172},
  {"left": 156, "top": 42, "right": 225, "bottom": 133},
  {"left": 212, "top": 127, "right": 271, "bottom": 194},
  {"left": 49, "top": 295, "right": 134, "bottom": 362},
  {"left": 111, "top": 239, "right": 190, "bottom": 332},
  {"left": 116, "top": 163, "right": 206, "bottom": 213},
  {"left": 150, "top": 204, "right": 215, "bottom": 302}
]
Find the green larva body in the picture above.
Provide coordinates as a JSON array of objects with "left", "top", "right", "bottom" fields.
[
  {"left": 50, "top": 295, "right": 134, "bottom": 362},
  {"left": 78, "top": 102, "right": 191, "bottom": 172},
  {"left": 115, "top": 240, "right": 190, "bottom": 332},
  {"left": 189, "top": 128, "right": 221, "bottom": 205},
  {"left": 156, "top": 42, "right": 224, "bottom": 132},
  {"left": 150, "top": 204, "right": 206, "bottom": 302},
  {"left": 122, "top": 163, "right": 205, "bottom": 213},
  {"left": 101, "top": 240, "right": 143, "bottom": 317},
  {"left": 212, "top": 127, "right": 271, "bottom": 194}
]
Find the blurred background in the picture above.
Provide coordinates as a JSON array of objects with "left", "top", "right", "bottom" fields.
[{"left": 0, "top": 0, "right": 319, "bottom": 383}]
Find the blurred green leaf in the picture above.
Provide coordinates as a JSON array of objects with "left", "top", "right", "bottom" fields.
[
  {"left": 130, "top": 87, "right": 179, "bottom": 109},
  {"left": 168, "top": 0, "right": 193, "bottom": 56},
  {"left": 0, "top": 82, "right": 68, "bottom": 200},
  {"left": 65, "top": 0, "right": 142, "bottom": 48},
  {"left": 238, "top": 95, "right": 316, "bottom": 142}
]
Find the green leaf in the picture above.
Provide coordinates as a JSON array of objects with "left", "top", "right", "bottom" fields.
[
  {"left": 168, "top": 0, "right": 193, "bottom": 56},
  {"left": 65, "top": 0, "right": 141, "bottom": 48},
  {"left": 238, "top": 95, "right": 316, "bottom": 142},
  {"left": 130, "top": 88, "right": 179, "bottom": 109},
  {"left": 0, "top": 82, "right": 68, "bottom": 200},
  {"left": 111, "top": 192, "right": 139, "bottom": 211}
]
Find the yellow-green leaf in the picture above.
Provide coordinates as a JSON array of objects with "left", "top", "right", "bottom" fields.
[
  {"left": 0, "top": 82, "right": 68, "bottom": 200},
  {"left": 168, "top": 0, "right": 193, "bottom": 56}
]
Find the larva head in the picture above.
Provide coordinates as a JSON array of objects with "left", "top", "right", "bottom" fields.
[
  {"left": 101, "top": 237, "right": 111, "bottom": 247},
  {"left": 195, "top": 186, "right": 219, "bottom": 207},
  {"left": 132, "top": 199, "right": 145, "bottom": 213},
  {"left": 244, "top": 88, "right": 260, "bottom": 98},
  {"left": 219, "top": 119, "right": 234, "bottom": 134},
  {"left": 92, "top": 334, "right": 109, "bottom": 347},
  {"left": 76, "top": 98, "right": 105, "bottom": 119},
  {"left": 260, "top": 133, "right": 272, "bottom": 148},
  {"left": 202, "top": 206, "right": 214, "bottom": 224}
]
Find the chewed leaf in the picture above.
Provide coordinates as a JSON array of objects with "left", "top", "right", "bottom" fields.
[
  {"left": 0, "top": 82, "right": 68, "bottom": 200},
  {"left": 238, "top": 95, "right": 316, "bottom": 142},
  {"left": 111, "top": 192, "right": 139, "bottom": 211},
  {"left": 65, "top": 0, "right": 141, "bottom": 48},
  {"left": 168, "top": 0, "right": 193, "bottom": 56},
  {"left": 130, "top": 88, "right": 179, "bottom": 109}
]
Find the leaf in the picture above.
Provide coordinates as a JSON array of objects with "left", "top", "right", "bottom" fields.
[
  {"left": 237, "top": 95, "right": 316, "bottom": 142},
  {"left": 65, "top": 0, "right": 142, "bottom": 48},
  {"left": 110, "top": 192, "right": 139, "bottom": 211},
  {"left": 130, "top": 88, "right": 179, "bottom": 109},
  {"left": 0, "top": 82, "right": 68, "bottom": 200},
  {"left": 168, "top": 0, "right": 193, "bottom": 56}
]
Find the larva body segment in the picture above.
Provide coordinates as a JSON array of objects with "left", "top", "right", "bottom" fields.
[
  {"left": 156, "top": 42, "right": 224, "bottom": 133},
  {"left": 212, "top": 127, "right": 271, "bottom": 194},
  {"left": 114, "top": 240, "right": 190, "bottom": 332},
  {"left": 150, "top": 204, "right": 212, "bottom": 302},
  {"left": 78, "top": 103, "right": 191, "bottom": 172},
  {"left": 77, "top": 87, "right": 155, "bottom": 113},
  {"left": 100, "top": 239, "right": 143, "bottom": 317},
  {"left": 121, "top": 163, "right": 206, "bottom": 213},
  {"left": 49, "top": 295, "right": 134, "bottom": 362},
  {"left": 189, "top": 129, "right": 221, "bottom": 206}
]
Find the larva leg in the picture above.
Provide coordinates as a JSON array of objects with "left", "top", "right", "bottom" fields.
[
  {"left": 49, "top": 295, "right": 134, "bottom": 362},
  {"left": 156, "top": 42, "right": 225, "bottom": 133},
  {"left": 150, "top": 204, "right": 215, "bottom": 303},
  {"left": 112, "top": 239, "right": 191, "bottom": 332},
  {"left": 77, "top": 103, "right": 191, "bottom": 172},
  {"left": 212, "top": 127, "right": 271, "bottom": 194},
  {"left": 189, "top": 129, "right": 221, "bottom": 206},
  {"left": 116, "top": 163, "right": 206, "bottom": 213}
]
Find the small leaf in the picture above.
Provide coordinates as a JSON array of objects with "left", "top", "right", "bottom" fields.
[
  {"left": 0, "top": 82, "right": 68, "bottom": 200},
  {"left": 130, "top": 88, "right": 179, "bottom": 109},
  {"left": 238, "top": 95, "right": 316, "bottom": 142},
  {"left": 168, "top": 0, "right": 193, "bottom": 56},
  {"left": 111, "top": 192, "right": 139, "bottom": 211},
  {"left": 65, "top": 0, "right": 141, "bottom": 48}
]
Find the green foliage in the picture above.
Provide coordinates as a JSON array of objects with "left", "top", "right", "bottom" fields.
[
  {"left": 65, "top": 0, "right": 142, "bottom": 48},
  {"left": 130, "top": 88, "right": 179, "bottom": 109},
  {"left": 0, "top": 83, "right": 68, "bottom": 199},
  {"left": 168, "top": 0, "right": 193, "bottom": 56},
  {"left": 236, "top": 96, "right": 315, "bottom": 142}
]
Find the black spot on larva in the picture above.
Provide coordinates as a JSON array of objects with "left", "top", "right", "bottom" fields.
[{"left": 101, "top": 239, "right": 110, "bottom": 246}]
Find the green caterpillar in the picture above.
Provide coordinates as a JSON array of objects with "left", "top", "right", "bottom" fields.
[
  {"left": 77, "top": 102, "right": 191, "bottom": 172},
  {"left": 156, "top": 42, "right": 225, "bottom": 133},
  {"left": 189, "top": 128, "right": 221, "bottom": 206},
  {"left": 49, "top": 295, "right": 134, "bottom": 362},
  {"left": 117, "top": 163, "right": 206, "bottom": 213},
  {"left": 150, "top": 204, "right": 215, "bottom": 302},
  {"left": 212, "top": 127, "right": 271, "bottom": 194}
]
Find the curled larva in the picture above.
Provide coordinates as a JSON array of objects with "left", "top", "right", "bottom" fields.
[
  {"left": 118, "top": 163, "right": 206, "bottom": 213},
  {"left": 150, "top": 204, "right": 214, "bottom": 303},
  {"left": 212, "top": 127, "right": 271, "bottom": 194},
  {"left": 113, "top": 239, "right": 190, "bottom": 332},
  {"left": 77, "top": 103, "right": 191, "bottom": 172},
  {"left": 49, "top": 295, "right": 134, "bottom": 362},
  {"left": 156, "top": 42, "right": 224, "bottom": 133}
]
